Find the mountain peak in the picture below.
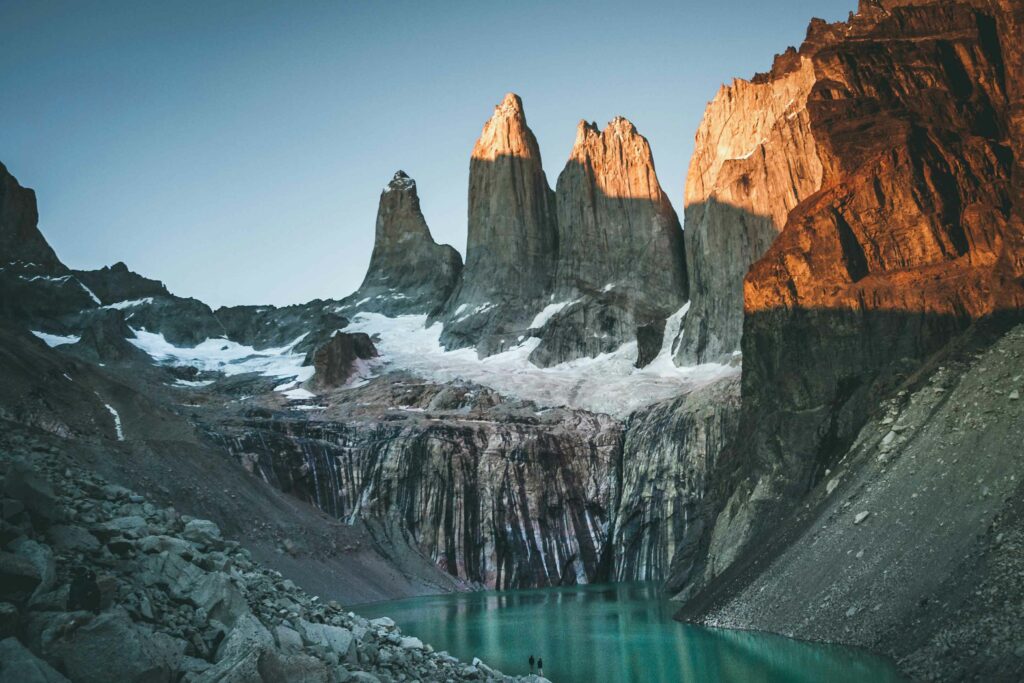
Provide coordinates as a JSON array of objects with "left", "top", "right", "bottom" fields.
[
  {"left": 384, "top": 170, "right": 416, "bottom": 194},
  {"left": 471, "top": 93, "right": 541, "bottom": 162}
]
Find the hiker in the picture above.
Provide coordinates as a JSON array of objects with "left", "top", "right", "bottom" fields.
[
  {"left": 68, "top": 566, "right": 101, "bottom": 613},
  {"left": 529, "top": 654, "right": 535, "bottom": 673},
  {"left": 538, "top": 657, "right": 544, "bottom": 677}
]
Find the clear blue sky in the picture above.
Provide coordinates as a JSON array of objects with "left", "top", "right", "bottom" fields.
[{"left": 0, "top": 0, "right": 855, "bottom": 307}]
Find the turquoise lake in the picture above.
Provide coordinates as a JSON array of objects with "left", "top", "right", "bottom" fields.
[{"left": 357, "top": 582, "right": 905, "bottom": 683}]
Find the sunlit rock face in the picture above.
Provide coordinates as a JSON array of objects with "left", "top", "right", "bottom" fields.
[
  {"left": 339, "top": 171, "right": 462, "bottom": 316},
  {"left": 434, "top": 93, "right": 559, "bottom": 356},
  {"left": 675, "top": 54, "right": 823, "bottom": 365},
  {"left": 528, "top": 118, "right": 688, "bottom": 367},
  {"left": 681, "top": 0, "right": 1024, "bottom": 593}
]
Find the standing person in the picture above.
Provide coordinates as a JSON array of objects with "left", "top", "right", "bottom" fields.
[
  {"left": 529, "top": 655, "right": 535, "bottom": 673},
  {"left": 538, "top": 657, "right": 544, "bottom": 677}
]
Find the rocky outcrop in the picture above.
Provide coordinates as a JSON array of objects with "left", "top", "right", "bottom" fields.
[
  {"left": 0, "top": 444, "right": 533, "bottom": 682},
  {"left": 675, "top": 52, "right": 822, "bottom": 364},
  {"left": 529, "top": 118, "right": 687, "bottom": 367},
  {"left": 612, "top": 375, "right": 740, "bottom": 584},
  {"left": 680, "top": 0, "right": 1024, "bottom": 609},
  {"left": 309, "top": 332, "right": 377, "bottom": 389},
  {"left": 435, "top": 94, "right": 558, "bottom": 356},
  {"left": 211, "top": 377, "right": 622, "bottom": 590},
  {"left": 0, "top": 162, "right": 63, "bottom": 273},
  {"left": 339, "top": 171, "right": 463, "bottom": 316},
  {"left": 72, "top": 262, "right": 170, "bottom": 305}
]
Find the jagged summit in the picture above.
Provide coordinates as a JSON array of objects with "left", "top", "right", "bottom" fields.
[
  {"left": 383, "top": 169, "right": 416, "bottom": 193},
  {"left": 339, "top": 170, "right": 462, "bottom": 316},
  {"left": 526, "top": 115, "right": 687, "bottom": 367},
  {"left": 470, "top": 92, "right": 542, "bottom": 162}
]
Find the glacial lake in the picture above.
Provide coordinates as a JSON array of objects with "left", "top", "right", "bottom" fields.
[{"left": 357, "top": 582, "right": 905, "bottom": 683}]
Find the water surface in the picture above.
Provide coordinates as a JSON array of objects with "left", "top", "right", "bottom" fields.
[{"left": 358, "top": 582, "right": 903, "bottom": 683}]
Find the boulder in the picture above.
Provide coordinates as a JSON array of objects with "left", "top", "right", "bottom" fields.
[
  {"left": 0, "top": 636, "right": 69, "bottom": 683},
  {"left": 182, "top": 519, "right": 224, "bottom": 549},
  {"left": 309, "top": 332, "right": 378, "bottom": 389},
  {"left": 44, "top": 610, "right": 182, "bottom": 683},
  {"left": 298, "top": 619, "right": 355, "bottom": 661},
  {"left": 257, "top": 649, "right": 331, "bottom": 683},
  {"left": 0, "top": 551, "right": 42, "bottom": 600},
  {"left": 4, "top": 462, "right": 62, "bottom": 523}
]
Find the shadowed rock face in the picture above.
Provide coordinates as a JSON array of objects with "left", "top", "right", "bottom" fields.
[
  {"left": 340, "top": 171, "right": 462, "bottom": 316},
  {"left": 435, "top": 93, "right": 558, "bottom": 356},
  {"left": 0, "top": 162, "right": 63, "bottom": 272},
  {"left": 680, "top": 0, "right": 1024, "bottom": 600},
  {"left": 210, "top": 379, "right": 622, "bottom": 590},
  {"left": 612, "top": 375, "right": 740, "bottom": 585},
  {"left": 529, "top": 118, "right": 687, "bottom": 367},
  {"left": 310, "top": 332, "right": 377, "bottom": 389}
]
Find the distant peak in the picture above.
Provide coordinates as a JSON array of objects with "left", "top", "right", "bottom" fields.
[{"left": 384, "top": 170, "right": 416, "bottom": 193}]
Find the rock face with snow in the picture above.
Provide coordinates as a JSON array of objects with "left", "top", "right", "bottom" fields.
[
  {"left": 678, "top": 0, "right": 1024, "bottom": 607},
  {"left": 675, "top": 50, "right": 822, "bottom": 365},
  {"left": 612, "top": 375, "right": 740, "bottom": 586},
  {"left": 72, "top": 262, "right": 170, "bottom": 304},
  {"left": 309, "top": 332, "right": 377, "bottom": 389},
  {"left": 529, "top": 118, "right": 687, "bottom": 367},
  {"left": 435, "top": 94, "right": 558, "bottom": 356},
  {"left": 340, "top": 171, "right": 463, "bottom": 316},
  {"left": 212, "top": 378, "right": 622, "bottom": 590}
]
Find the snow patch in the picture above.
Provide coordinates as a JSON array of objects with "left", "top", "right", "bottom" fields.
[
  {"left": 32, "top": 331, "right": 81, "bottom": 347},
  {"left": 529, "top": 300, "right": 577, "bottom": 330},
  {"left": 98, "top": 399, "right": 125, "bottom": 441},
  {"left": 173, "top": 379, "right": 215, "bottom": 388},
  {"left": 345, "top": 308, "right": 736, "bottom": 418},
  {"left": 128, "top": 330, "right": 314, "bottom": 392},
  {"left": 105, "top": 297, "right": 154, "bottom": 310}
]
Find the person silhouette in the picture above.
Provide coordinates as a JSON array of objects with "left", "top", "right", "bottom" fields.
[
  {"left": 529, "top": 654, "right": 535, "bottom": 673},
  {"left": 537, "top": 657, "right": 544, "bottom": 677}
]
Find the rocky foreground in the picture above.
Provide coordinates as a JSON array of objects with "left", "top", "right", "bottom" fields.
[{"left": 0, "top": 425, "right": 546, "bottom": 683}]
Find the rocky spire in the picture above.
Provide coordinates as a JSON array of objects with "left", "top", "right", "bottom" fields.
[
  {"left": 554, "top": 116, "right": 686, "bottom": 306},
  {"left": 527, "top": 117, "right": 688, "bottom": 367},
  {"left": 341, "top": 170, "right": 462, "bottom": 316},
  {"left": 0, "top": 161, "right": 64, "bottom": 272},
  {"left": 435, "top": 93, "right": 558, "bottom": 356}
]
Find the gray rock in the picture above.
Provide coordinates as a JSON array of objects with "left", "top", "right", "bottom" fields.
[
  {"left": 275, "top": 624, "right": 304, "bottom": 654},
  {"left": 12, "top": 540, "right": 56, "bottom": 596},
  {"left": 299, "top": 619, "right": 355, "bottom": 661},
  {"left": 189, "top": 573, "right": 248, "bottom": 628},
  {"left": 4, "top": 463, "right": 62, "bottom": 523},
  {"left": 94, "top": 515, "right": 149, "bottom": 540},
  {"left": 46, "top": 610, "right": 181, "bottom": 683},
  {"left": 182, "top": 519, "right": 224, "bottom": 548},
  {"left": 215, "top": 614, "right": 273, "bottom": 663},
  {"left": 0, "top": 636, "right": 69, "bottom": 683},
  {"left": 257, "top": 649, "right": 331, "bottom": 683},
  {"left": 0, "top": 550, "right": 41, "bottom": 599},
  {"left": 337, "top": 171, "right": 462, "bottom": 317},
  {"left": 46, "top": 525, "right": 101, "bottom": 552}
]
